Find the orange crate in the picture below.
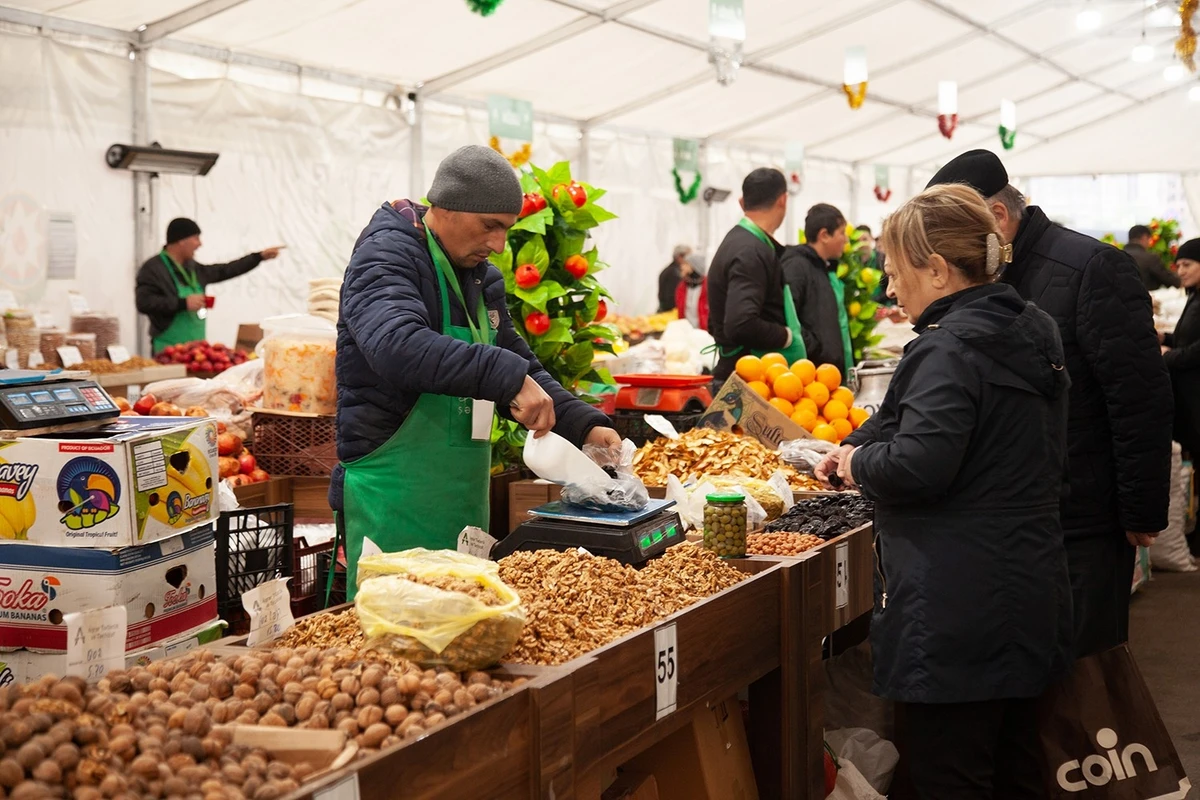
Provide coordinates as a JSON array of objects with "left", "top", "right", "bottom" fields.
[{"left": 251, "top": 410, "right": 337, "bottom": 477}]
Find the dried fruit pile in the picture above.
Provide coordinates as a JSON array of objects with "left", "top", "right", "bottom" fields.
[
  {"left": 765, "top": 495, "right": 874, "bottom": 539},
  {"left": 632, "top": 429, "right": 822, "bottom": 491},
  {"left": 747, "top": 532, "right": 824, "bottom": 556},
  {"left": 497, "top": 545, "right": 746, "bottom": 665},
  {"left": 74, "top": 356, "right": 159, "bottom": 374},
  {"left": 0, "top": 646, "right": 518, "bottom": 799}
]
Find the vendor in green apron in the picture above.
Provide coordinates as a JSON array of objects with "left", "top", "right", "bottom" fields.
[
  {"left": 780, "top": 203, "right": 855, "bottom": 376},
  {"left": 135, "top": 217, "right": 283, "bottom": 353},
  {"left": 707, "top": 167, "right": 807, "bottom": 383},
  {"left": 332, "top": 145, "right": 620, "bottom": 596}
]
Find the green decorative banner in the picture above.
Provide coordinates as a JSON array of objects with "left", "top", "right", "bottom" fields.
[
  {"left": 673, "top": 138, "right": 700, "bottom": 172},
  {"left": 709, "top": 0, "right": 745, "bottom": 41},
  {"left": 487, "top": 95, "right": 534, "bottom": 142}
]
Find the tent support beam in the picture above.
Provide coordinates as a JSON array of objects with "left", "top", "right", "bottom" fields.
[
  {"left": 131, "top": 44, "right": 155, "bottom": 356},
  {"left": 697, "top": 141, "right": 711, "bottom": 255},
  {"left": 0, "top": 4, "right": 134, "bottom": 42},
  {"left": 420, "top": 0, "right": 660, "bottom": 96},
  {"left": 138, "top": 0, "right": 250, "bottom": 45},
  {"left": 410, "top": 94, "right": 425, "bottom": 201}
]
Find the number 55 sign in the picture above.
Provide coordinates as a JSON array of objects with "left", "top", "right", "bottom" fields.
[{"left": 654, "top": 623, "right": 678, "bottom": 719}]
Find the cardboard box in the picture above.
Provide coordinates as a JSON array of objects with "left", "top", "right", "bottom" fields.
[
  {"left": 0, "top": 525, "right": 219, "bottom": 653},
  {"left": 0, "top": 618, "right": 225, "bottom": 687},
  {"left": 0, "top": 416, "right": 219, "bottom": 548},
  {"left": 698, "top": 374, "right": 808, "bottom": 450},
  {"left": 603, "top": 771, "right": 660, "bottom": 800},
  {"left": 235, "top": 323, "right": 264, "bottom": 354},
  {"left": 627, "top": 697, "right": 759, "bottom": 800},
  {"left": 508, "top": 479, "right": 562, "bottom": 533}
]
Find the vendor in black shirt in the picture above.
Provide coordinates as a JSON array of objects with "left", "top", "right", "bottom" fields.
[{"left": 135, "top": 217, "right": 282, "bottom": 353}]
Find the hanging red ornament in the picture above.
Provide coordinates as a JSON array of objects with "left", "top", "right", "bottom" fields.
[
  {"left": 874, "top": 186, "right": 892, "bottom": 202},
  {"left": 938, "top": 113, "right": 958, "bottom": 139}
]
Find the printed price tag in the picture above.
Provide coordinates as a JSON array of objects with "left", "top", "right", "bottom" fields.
[
  {"left": 314, "top": 775, "right": 360, "bottom": 800},
  {"left": 835, "top": 541, "right": 849, "bottom": 610},
  {"left": 457, "top": 526, "right": 498, "bottom": 559},
  {"left": 58, "top": 346, "right": 84, "bottom": 368},
  {"left": 65, "top": 606, "right": 127, "bottom": 683},
  {"left": 27, "top": 352, "right": 44, "bottom": 369},
  {"left": 654, "top": 623, "right": 678, "bottom": 720},
  {"left": 0, "top": 290, "right": 17, "bottom": 311},
  {"left": 4, "top": 350, "right": 18, "bottom": 370},
  {"left": 107, "top": 346, "right": 131, "bottom": 365},
  {"left": 68, "top": 292, "right": 89, "bottom": 314},
  {"left": 243, "top": 578, "right": 295, "bottom": 647}
]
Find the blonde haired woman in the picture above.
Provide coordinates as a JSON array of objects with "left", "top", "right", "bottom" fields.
[{"left": 817, "top": 184, "right": 1073, "bottom": 798}]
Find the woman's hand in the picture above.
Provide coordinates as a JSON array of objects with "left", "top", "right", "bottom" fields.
[{"left": 815, "top": 444, "right": 856, "bottom": 489}]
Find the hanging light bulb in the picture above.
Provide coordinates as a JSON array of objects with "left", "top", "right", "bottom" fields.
[
  {"left": 1076, "top": 8, "right": 1102, "bottom": 30},
  {"left": 1165, "top": 64, "right": 1187, "bottom": 81},
  {"left": 708, "top": 41, "right": 743, "bottom": 86},
  {"left": 1132, "top": 42, "right": 1155, "bottom": 62}
]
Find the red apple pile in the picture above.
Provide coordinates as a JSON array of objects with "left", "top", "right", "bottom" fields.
[
  {"left": 217, "top": 429, "right": 270, "bottom": 487},
  {"left": 154, "top": 340, "right": 249, "bottom": 374}
]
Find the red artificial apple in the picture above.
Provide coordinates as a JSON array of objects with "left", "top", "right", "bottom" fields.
[
  {"left": 515, "top": 264, "right": 541, "bottom": 289},
  {"left": 564, "top": 255, "right": 589, "bottom": 280}
]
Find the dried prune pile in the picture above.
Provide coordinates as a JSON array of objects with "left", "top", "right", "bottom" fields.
[{"left": 765, "top": 495, "right": 874, "bottom": 539}]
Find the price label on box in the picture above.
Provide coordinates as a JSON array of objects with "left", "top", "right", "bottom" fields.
[
  {"left": 34, "top": 311, "right": 56, "bottom": 330},
  {"left": 243, "top": 577, "right": 295, "bottom": 647},
  {"left": 27, "top": 352, "right": 44, "bottom": 369},
  {"left": 58, "top": 346, "right": 84, "bottom": 368},
  {"left": 107, "top": 345, "right": 131, "bottom": 365},
  {"left": 65, "top": 605, "right": 127, "bottom": 683},
  {"left": 654, "top": 623, "right": 678, "bottom": 720}
]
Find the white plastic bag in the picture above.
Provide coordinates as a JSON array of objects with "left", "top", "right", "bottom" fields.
[
  {"left": 827, "top": 760, "right": 886, "bottom": 800},
  {"left": 141, "top": 377, "right": 247, "bottom": 416},
  {"left": 779, "top": 437, "right": 838, "bottom": 471},
  {"left": 826, "top": 728, "right": 899, "bottom": 796},
  {"left": 1151, "top": 442, "right": 1196, "bottom": 572},
  {"left": 560, "top": 439, "right": 650, "bottom": 512}
]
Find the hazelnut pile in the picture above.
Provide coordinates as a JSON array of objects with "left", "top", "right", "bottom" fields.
[{"left": 0, "top": 646, "right": 519, "bottom": 799}]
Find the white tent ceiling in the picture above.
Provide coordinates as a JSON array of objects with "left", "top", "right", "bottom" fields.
[{"left": 1, "top": 0, "right": 1197, "bottom": 175}]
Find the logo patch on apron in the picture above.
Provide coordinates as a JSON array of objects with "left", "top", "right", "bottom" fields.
[{"left": 488, "top": 310, "right": 501, "bottom": 330}]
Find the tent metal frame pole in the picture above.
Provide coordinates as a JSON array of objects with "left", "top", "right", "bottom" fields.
[
  {"left": 0, "top": 4, "right": 134, "bottom": 42},
  {"left": 137, "top": 0, "right": 250, "bottom": 45},
  {"left": 697, "top": 142, "right": 711, "bottom": 255},
  {"left": 410, "top": 94, "right": 425, "bottom": 201},
  {"left": 131, "top": 43, "right": 155, "bottom": 356}
]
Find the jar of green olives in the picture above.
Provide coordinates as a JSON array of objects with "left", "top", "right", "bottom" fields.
[{"left": 703, "top": 493, "right": 748, "bottom": 558}]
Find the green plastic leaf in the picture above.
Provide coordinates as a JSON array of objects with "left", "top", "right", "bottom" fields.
[
  {"left": 516, "top": 236, "right": 549, "bottom": 272},
  {"left": 587, "top": 204, "right": 618, "bottom": 224},
  {"left": 543, "top": 318, "right": 576, "bottom": 344},
  {"left": 582, "top": 247, "right": 599, "bottom": 269},
  {"left": 546, "top": 161, "right": 573, "bottom": 188},
  {"left": 583, "top": 186, "right": 606, "bottom": 204},
  {"left": 493, "top": 241, "right": 514, "bottom": 274},
  {"left": 514, "top": 280, "right": 566, "bottom": 313},
  {"left": 512, "top": 208, "right": 553, "bottom": 235},
  {"left": 563, "top": 342, "right": 594, "bottom": 375}
]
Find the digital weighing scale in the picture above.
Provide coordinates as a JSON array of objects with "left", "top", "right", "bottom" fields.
[
  {"left": 0, "top": 370, "right": 121, "bottom": 430},
  {"left": 491, "top": 497, "right": 685, "bottom": 566}
]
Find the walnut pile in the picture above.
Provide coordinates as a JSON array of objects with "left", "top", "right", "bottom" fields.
[
  {"left": 275, "top": 608, "right": 364, "bottom": 651},
  {"left": 0, "top": 646, "right": 519, "bottom": 799},
  {"left": 401, "top": 574, "right": 503, "bottom": 606},
  {"left": 497, "top": 544, "right": 747, "bottom": 665}
]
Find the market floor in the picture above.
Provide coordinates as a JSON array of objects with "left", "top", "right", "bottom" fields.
[{"left": 1129, "top": 568, "right": 1200, "bottom": 782}]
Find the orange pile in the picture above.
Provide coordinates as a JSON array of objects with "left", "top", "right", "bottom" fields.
[{"left": 735, "top": 353, "right": 871, "bottom": 444}]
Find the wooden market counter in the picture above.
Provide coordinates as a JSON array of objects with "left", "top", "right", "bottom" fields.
[
  {"left": 209, "top": 526, "right": 874, "bottom": 800},
  {"left": 93, "top": 363, "right": 186, "bottom": 397}
]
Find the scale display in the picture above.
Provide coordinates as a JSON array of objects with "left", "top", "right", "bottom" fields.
[{"left": 0, "top": 379, "right": 120, "bottom": 430}]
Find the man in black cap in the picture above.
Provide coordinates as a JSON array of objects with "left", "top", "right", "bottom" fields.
[
  {"left": 927, "top": 149, "right": 1173, "bottom": 657},
  {"left": 135, "top": 218, "right": 283, "bottom": 353}
]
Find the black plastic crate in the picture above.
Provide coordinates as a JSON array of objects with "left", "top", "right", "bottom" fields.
[
  {"left": 215, "top": 503, "right": 295, "bottom": 635},
  {"left": 611, "top": 410, "right": 703, "bottom": 447}
]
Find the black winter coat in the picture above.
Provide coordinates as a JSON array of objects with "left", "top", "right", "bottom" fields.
[
  {"left": 330, "top": 201, "right": 610, "bottom": 510},
  {"left": 658, "top": 262, "right": 681, "bottom": 313},
  {"left": 1163, "top": 290, "right": 1200, "bottom": 456},
  {"left": 707, "top": 225, "right": 790, "bottom": 381},
  {"left": 135, "top": 252, "right": 262, "bottom": 341},
  {"left": 845, "top": 283, "right": 1073, "bottom": 703},
  {"left": 1126, "top": 243, "right": 1180, "bottom": 291},
  {"left": 1003, "top": 207, "right": 1173, "bottom": 539},
  {"left": 780, "top": 244, "right": 846, "bottom": 375}
]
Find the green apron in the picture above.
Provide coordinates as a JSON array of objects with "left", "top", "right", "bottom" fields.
[
  {"left": 827, "top": 272, "right": 854, "bottom": 370},
  {"left": 714, "top": 218, "right": 807, "bottom": 364},
  {"left": 152, "top": 252, "right": 206, "bottom": 354},
  {"left": 340, "top": 225, "right": 495, "bottom": 599}
]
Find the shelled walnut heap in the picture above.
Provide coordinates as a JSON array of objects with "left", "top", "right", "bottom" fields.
[
  {"left": 0, "top": 646, "right": 519, "bottom": 799},
  {"left": 275, "top": 609, "right": 364, "bottom": 651},
  {"left": 497, "top": 544, "right": 746, "bottom": 666},
  {"left": 747, "top": 532, "right": 824, "bottom": 556}
]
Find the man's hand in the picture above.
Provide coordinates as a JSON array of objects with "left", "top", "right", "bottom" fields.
[
  {"left": 260, "top": 246, "right": 286, "bottom": 260},
  {"left": 510, "top": 376, "right": 555, "bottom": 437},
  {"left": 185, "top": 294, "right": 206, "bottom": 312},
  {"left": 1126, "top": 531, "right": 1158, "bottom": 547},
  {"left": 815, "top": 444, "right": 855, "bottom": 489},
  {"left": 584, "top": 426, "right": 621, "bottom": 451}
]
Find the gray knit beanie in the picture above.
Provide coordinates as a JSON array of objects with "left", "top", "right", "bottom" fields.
[{"left": 428, "top": 145, "right": 523, "bottom": 215}]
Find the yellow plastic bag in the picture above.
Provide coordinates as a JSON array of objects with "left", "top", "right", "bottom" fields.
[{"left": 354, "top": 549, "right": 525, "bottom": 670}]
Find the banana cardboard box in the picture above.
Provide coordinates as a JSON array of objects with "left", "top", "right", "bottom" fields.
[
  {"left": 0, "top": 416, "right": 218, "bottom": 548},
  {"left": 697, "top": 374, "right": 808, "bottom": 450},
  {"left": 0, "top": 525, "right": 218, "bottom": 654}
]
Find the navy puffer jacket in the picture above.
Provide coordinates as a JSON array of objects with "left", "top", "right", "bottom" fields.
[
  {"left": 330, "top": 201, "right": 610, "bottom": 510},
  {"left": 845, "top": 283, "right": 1074, "bottom": 704}
]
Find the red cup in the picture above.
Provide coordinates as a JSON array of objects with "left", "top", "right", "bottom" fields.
[{"left": 204, "top": 296, "right": 216, "bottom": 308}]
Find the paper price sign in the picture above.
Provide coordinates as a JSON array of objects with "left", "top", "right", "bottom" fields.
[
  {"left": 243, "top": 578, "right": 295, "bottom": 647},
  {"left": 107, "top": 345, "right": 131, "bottom": 365},
  {"left": 58, "top": 346, "right": 84, "bottom": 368},
  {"left": 654, "top": 623, "right": 678, "bottom": 720},
  {"left": 65, "top": 605, "right": 127, "bottom": 683}
]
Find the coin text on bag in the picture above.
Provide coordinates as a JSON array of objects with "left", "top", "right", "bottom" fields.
[{"left": 1056, "top": 727, "right": 1158, "bottom": 791}]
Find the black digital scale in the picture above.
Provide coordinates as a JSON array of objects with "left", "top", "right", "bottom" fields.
[
  {"left": 491, "top": 498, "right": 684, "bottom": 566},
  {"left": 0, "top": 371, "right": 121, "bottom": 430}
]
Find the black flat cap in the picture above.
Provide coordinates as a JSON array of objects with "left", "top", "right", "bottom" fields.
[{"left": 926, "top": 149, "right": 1009, "bottom": 197}]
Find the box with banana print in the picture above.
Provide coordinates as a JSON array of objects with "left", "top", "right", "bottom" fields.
[{"left": 0, "top": 417, "right": 219, "bottom": 548}]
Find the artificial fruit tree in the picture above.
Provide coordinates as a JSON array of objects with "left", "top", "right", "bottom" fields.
[
  {"left": 490, "top": 161, "right": 620, "bottom": 472},
  {"left": 1101, "top": 218, "right": 1183, "bottom": 272}
]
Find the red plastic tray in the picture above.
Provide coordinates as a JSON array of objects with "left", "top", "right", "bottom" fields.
[{"left": 612, "top": 374, "right": 712, "bottom": 389}]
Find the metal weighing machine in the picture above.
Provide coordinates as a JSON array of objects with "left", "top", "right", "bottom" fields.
[
  {"left": 0, "top": 370, "right": 121, "bottom": 431},
  {"left": 492, "top": 497, "right": 685, "bottom": 566}
]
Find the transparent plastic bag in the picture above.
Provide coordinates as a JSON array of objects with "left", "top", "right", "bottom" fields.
[
  {"left": 354, "top": 549, "right": 526, "bottom": 670},
  {"left": 779, "top": 437, "right": 840, "bottom": 471},
  {"left": 560, "top": 439, "right": 650, "bottom": 512},
  {"left": 703, "top": 475, "right": 787, "bottom": 521},
  {"left": 258, "top": 314, "right": 337, "bottom": 415}
]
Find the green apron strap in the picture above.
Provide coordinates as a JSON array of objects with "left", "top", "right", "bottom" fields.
[
  {"left": 425, "top": 226, "right": 489, "bottom": 345},
  {"left": 161, "top": 251, "right": 202, "bottom": 295},
  {"left": 737, "top": 217, "right": 773, "bottom": 248},
  {"left": 827, "top": 272, "right": 854, "bottom": 370}
]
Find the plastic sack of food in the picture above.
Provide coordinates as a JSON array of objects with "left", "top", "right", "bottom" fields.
[
  {"left": 141, "top": 377, "right": 246, "bottom": 416},
  {"left": 561, "top": 439, "right": 650, "bottom": 512},
  {"left": 354, "top": 549, "right": 525, "bottom": 670},
  {"left": 258, "top": 314, "right": 337, "bottom": 415},
  {"left": 779, "top": 437, "right": 840, "bottom": 471},
  {"left": 703, "top": 474, "right": 790, "bottom": 521}
]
